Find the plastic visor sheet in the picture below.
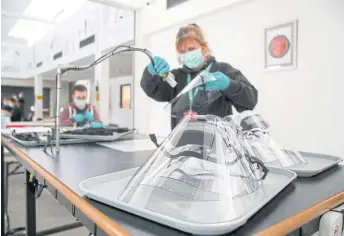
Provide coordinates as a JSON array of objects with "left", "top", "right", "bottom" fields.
[
  {"left": 230, "top": 111, "right": 307, "bottom": 167},
  {"left": 165, "top": 70, "right": 222, "bottom": 119},
  {"left": 115, "top": 114, "right": 269, "bottom": 223}
]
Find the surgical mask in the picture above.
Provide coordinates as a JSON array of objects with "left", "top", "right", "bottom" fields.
[
  {"left": 180, "top": 48, "right": 204, "bottom": 69},
  {"left": 74, "top": 99, "right": 86, "bottom": 109},
  {"left": 1, "top": 112, "right": 10, "bottom": 118}
]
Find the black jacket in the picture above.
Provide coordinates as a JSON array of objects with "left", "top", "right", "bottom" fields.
[
  {"left": 11, "top": 107, "right": 22, "bottom": 122},
  {"left": 140, "top": 56, "right": 258, "bottom": 129}
]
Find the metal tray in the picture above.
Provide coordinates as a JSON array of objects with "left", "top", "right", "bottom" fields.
[
  {"left": 266, "top": 151, "right": 342, "bottom": 177},
  {"left": 60, "top": 130, "right": 134, "bottom": 141},
  {"left": 79, "top": 167, "right": 296, "bottom": 235},
  {"left": 9, "top": 135, "right": 95, "bottom": 147}
]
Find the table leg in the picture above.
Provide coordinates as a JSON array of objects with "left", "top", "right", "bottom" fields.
[
  {"left": 2, "top": 145, "right": 10, "bottom": 233},
  {"left": 26, "top": 170, "right": 37, "bottom": 236},
  {"left": 2, "top": 145, "right": 5, "bottom": 235},
  {"left": 4, "top": 160, "right": 10, "bottom": 232}
]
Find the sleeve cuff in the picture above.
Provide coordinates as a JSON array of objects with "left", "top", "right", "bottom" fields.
[{"left": 223, "top": 78, "right": 240, "bottom": 97}]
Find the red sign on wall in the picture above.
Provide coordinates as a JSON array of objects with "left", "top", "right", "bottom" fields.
[{"left": 268, "top": 35, "right": 290, "bottom": 58}]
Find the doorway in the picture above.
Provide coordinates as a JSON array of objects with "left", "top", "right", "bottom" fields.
[{"left": 110, "top": 76, "right": 133, "bottom": 128}]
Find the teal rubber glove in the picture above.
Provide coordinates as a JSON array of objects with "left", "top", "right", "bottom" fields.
[
  {"left": 205, "top": 71, "right": 230, "bottom": 91},
  {"left": 84, "top": 111, "right": 94, "bottom": 122},
  {"left": 90, "top": 122, "right": 104, "bottom": 128},
  {"left": 147, "top": 56, "right": 170, "bottom": 76},
  {"left": 73, "top": 113, "right": 85, "bottom": 123}
]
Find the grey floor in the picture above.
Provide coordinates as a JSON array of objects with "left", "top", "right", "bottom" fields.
[{"left": 7, "top": 165, "right": 90, "bottom": 235}]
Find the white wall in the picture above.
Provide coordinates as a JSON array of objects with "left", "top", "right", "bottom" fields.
[
  {"left": 141, "top": 0, "right": 250, "bottom": 35},
  {"left": 134, "top": 0, "right": 344, "bottom": 157}
]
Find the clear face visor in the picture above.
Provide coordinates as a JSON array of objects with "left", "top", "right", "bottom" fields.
[
  {"left": 164, "top": 70, "right": 222, "bottom": 120},
  {"left": 230, "top": 111, "right": 307, "bottom": 167},
  {"left": 118, "top": 114, "right": 268, "bottom": 208}
]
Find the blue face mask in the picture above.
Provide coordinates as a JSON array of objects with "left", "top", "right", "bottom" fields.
[
  {"left": 74, "top": 99, "right": 86, "bottom": 109},
  {"left": 181, "top": 48, "right": 204, "bottom": 69}
]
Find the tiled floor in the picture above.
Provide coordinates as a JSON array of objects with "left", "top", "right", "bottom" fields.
[{"left": 6, "top": 167, "right": 90, "bottom": 235}]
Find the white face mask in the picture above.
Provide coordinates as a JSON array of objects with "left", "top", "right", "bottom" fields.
[
  {"left": 74, "top": 98, "right": 86, "bottom": 109},
  {"left": 180, "top": 48, "right": 204, "bottom": 69}
]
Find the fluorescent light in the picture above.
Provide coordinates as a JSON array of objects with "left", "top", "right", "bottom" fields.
[
  {"left": 9, "top": 20, "right": 54, "bottom": 46},
  {"left": 8, "top": 0, "right": 87, "bottom": 46},
  {"left": 24, "top": 0, "right": 87, "bottom": 22}
]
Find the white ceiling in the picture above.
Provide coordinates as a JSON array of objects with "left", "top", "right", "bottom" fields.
[
  {"left": 1, "top": 0, "right": 136, "bottom": 82},
  {"left": 1, "top": 0, "right": 32, "bottom": 46},
  {"left": 1, "top": 0, "right": 151, "bottom": 46}
]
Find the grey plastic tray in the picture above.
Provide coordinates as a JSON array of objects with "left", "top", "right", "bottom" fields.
[
  {"left": 266, "top": 151, "right": 342, "bottom": 177},
  {"left": 79, "top": 167, "right": 296, "bottom": 235},
  {"left": 60, "top": 130, "right": 134, "bottom": 141},
  {"left": 9, "top": 135, "right": 95, "bottom": 147}
]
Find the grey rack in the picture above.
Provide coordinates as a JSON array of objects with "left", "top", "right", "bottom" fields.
[
  {"left": 60, "top": 130, "right": 135, "bottom": 142},
  {"left": 8, "top": 135, "right": 95, "bottom": 147}
]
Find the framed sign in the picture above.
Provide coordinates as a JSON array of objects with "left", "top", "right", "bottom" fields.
[{"left": 264, "top": 20, "right": 298, "bottom": 71}]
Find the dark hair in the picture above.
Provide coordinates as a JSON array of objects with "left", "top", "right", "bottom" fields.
[
  {"left": 73, "top": 84, "right": 87, "bottom": 93},
  {"left": 2, "top": 106, "right": 12, "bottom": 112}
]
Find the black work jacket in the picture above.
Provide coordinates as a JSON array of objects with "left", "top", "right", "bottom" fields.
[{"left": 140, "top": 56, "right": 258, "bottom": 129}]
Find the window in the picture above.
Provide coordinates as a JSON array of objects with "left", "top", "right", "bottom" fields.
[
  {"left": 79, "top": 35, "right": 95, "bottom": 49},
  {"left": 36, "top": 62, "right": 43, "bottom": 68},
  {"left": 166, "top": 0, "right": 190, "bottom": 9},
  {"left": 120, "top": 84, "right": 131, "bottom": 109},
  {"left": 53, "top": 51, "right": 63, "bottom": 60}
]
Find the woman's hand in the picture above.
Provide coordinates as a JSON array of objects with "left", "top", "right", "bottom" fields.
[
  {"left": 205, "top": 71, "right": 230, "bottom": 91},
  {"left": 148, "top": 56, "right": 170, "bottom": 76}
]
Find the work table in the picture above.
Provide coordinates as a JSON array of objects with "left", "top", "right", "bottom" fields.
[{"left": 2, "top": 136, "right": 344, "bottom": 236}]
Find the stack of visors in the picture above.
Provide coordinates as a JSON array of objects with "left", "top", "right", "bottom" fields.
[{"left": 79, "top": 71, "right": 342, "bottom": 235}]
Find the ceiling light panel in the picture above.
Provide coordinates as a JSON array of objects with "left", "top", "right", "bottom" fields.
[
  {"left": 24, "top": 0, "right": 87, "bottom": 22},
  {"left": 9, "top": 20, "right": 54, "bottom": 46},
  {"left": 8, "top": 0, "right": 87, "bottom": 46}
]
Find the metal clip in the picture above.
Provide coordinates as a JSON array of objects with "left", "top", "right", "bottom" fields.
[
  {"left": 30, "top": 176, "right": 47, "bottom": 199},
  {"left": 35, "top": 183, "right": 47, "bottom": 199}
]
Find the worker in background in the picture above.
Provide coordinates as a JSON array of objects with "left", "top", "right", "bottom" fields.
[
  {"left": 9, "top": 97, "right": 22, "bottom": 122},
  {"left": 18, "top": 92, "right": 25, "bottom": 120},
  {"left": 140, "top": 23, "right": 258, "bottom": 129},
  {"left": 1, "top": 99, "right": 12, "bottom": 129},
  {"left": 1, "top": 97, "right": 12, "bottom": 110},
  {"left": 60, "top": 84, "right": 103, "bottom": 128}
]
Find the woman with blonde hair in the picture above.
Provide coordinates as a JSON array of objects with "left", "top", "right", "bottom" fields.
[{"left": 141, "top": 23, "right": 258, "bottom": 129}]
